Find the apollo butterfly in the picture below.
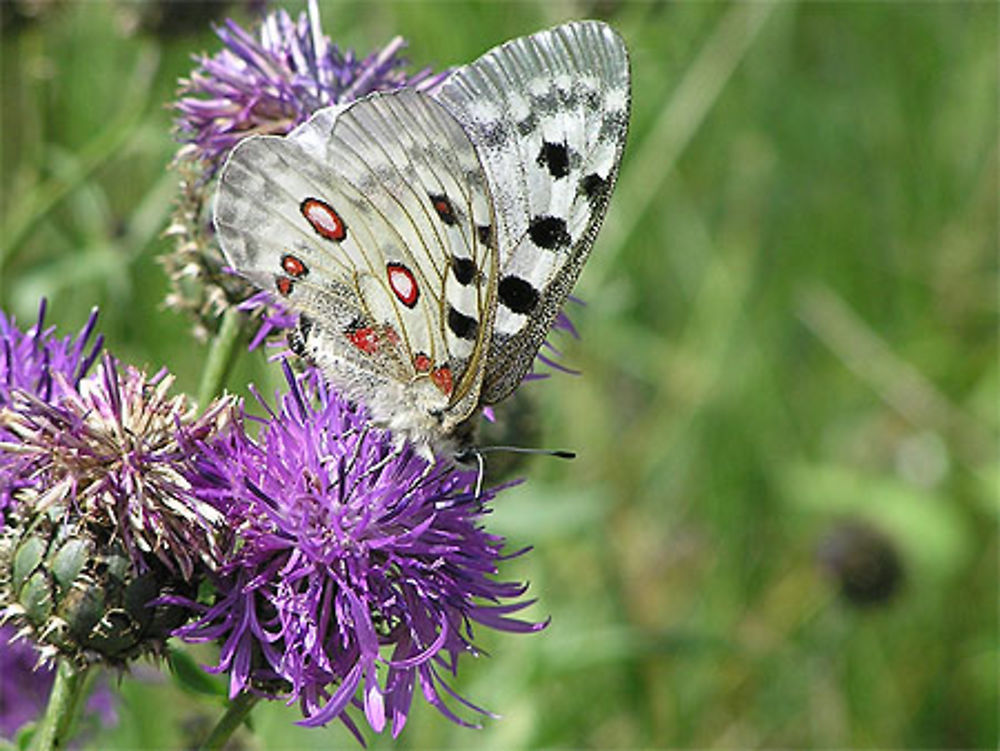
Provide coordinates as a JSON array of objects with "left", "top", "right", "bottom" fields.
[{"left": 213, "top": 21, "right": 630, "bottom": 458}]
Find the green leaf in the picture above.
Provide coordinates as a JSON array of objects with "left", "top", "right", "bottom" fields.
[
  {"left": 9, "top": 722, "right": 33, "bottom": 751},
  {"left": 167, "top": 647, "right": 227, "bottom": 698}
]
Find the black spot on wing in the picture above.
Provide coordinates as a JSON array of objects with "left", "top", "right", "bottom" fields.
[
  {"left": 537, "top": 140, "right": 570, "bottom": 179},
  {"left": 299, "top": 315, "right": 313, "bottom": 339},
  {"left": 476, "top": 224, "right": 492, "bottom": 246},
  {"left": 447, "top": 306, "right": 478, "bottom": 341},
  {"left": 429, "top": 194, "right": 457, "bottom": 226},
  {"left": 528, "top": 215, "right": 571, "bottom": 250},
  {"left": 452, "top": 256, "right": 477, "bottom": 286},
  {"left": 498, "top": 276, "right": 540, "bottom": 314},
  {"left": 580, "top": 173, "right": 609, "bottom": 205}
]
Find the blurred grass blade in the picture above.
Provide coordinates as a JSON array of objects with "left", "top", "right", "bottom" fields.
[
  {"left": 594, "top": 2, "right": 776, "bottom": 282},
  {"left": 0, "top": 44, "right": 160, "bottom": 269},
  {"left": 796, "top": 282, "right": 994, "bottom": 469}
]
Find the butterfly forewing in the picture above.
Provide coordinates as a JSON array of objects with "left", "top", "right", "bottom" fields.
[
  {"left": 434, "top": 21, "right": 630, "bottom": 403},
  {"left": 214, "top": 89, "right": 497, "bottom": 442}
]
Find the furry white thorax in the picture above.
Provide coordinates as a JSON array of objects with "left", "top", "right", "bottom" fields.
[{"left": 365, "top": 378, "right": 468, "bottom": 461}]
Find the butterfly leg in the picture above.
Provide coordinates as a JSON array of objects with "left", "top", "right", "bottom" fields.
[
  {"left": 471, "top": 449, "right": 485, "bottom": 501},
  {"left": 405, "top": 460, "right": 442, "bottom": 503},
  {"left": 342, "top": 424, "right": 372, "bottom": 480},
  {"left": 350, "top": 440, "right": 408, "bottom": 494}
]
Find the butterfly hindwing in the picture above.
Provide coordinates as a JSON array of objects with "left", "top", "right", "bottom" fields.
[
  {"left": 434, "top": 21, "right": 630, "bottom": 403},
  {"left": 214, "top": 89, "right": 497, "bottom": 446}
]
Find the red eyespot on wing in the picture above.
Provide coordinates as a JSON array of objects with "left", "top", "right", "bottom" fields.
[
  {"left": 275, "top": 277, "right": 294, "bottom": 297},
  {"left": 347, "top": 327, "right": 378, "bottom": 354},
  {"left": 386, "top": 263, "right": 419, "bottom": 308},
  {"left": 281, "top": 253, "right": 308, "bottom": 277},
  {"left": 413, "top": 353, "right": 431, "bottom": 373},
  {"left": 431, "top": 366, "right": 453, "bottom": 396},
  {"left": 301, "top": 198, "right": 346, "bottom": 241}
]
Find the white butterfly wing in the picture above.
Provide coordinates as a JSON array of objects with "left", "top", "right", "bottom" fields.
[
  {"left": 434, "top": 21, "right": 630, "bottom": 403},
  {"left": 214, "top": 89, "right": 498, "bottom": 441}
]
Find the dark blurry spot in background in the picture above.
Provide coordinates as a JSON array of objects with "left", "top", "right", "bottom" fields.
[{"left": 818, "top": 520, "right": 904, "bottom": 608}]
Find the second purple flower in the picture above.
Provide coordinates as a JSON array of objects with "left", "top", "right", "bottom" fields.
[{"left": 174, "top": 365, "right": 545, "bottom": 740}]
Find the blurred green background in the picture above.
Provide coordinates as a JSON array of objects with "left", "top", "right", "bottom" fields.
[{"left": 1, "top": 0, "right": 996, "bottom": 748}]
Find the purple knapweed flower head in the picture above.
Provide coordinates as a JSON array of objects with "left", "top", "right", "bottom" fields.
[
  {"left": 238, "top": 290, "right": 297, "bottom": 354},
  {"left": 0, "top": 626, "right": 117, "bottom": 740},
  {"left": 0, "top": 354, "right": 233, "bottom": 579},
  {"left": 0, "top": 301, "right": 102, "bottom": 522},
  {"left": 1, "top": 352, "right": 235, "bottom": 667},
  {"left": 164, "top": 0, "right": 449, "bottom": 342},
  {"left": 0, "top": 300, "right": 102, "bottom": 407},
  {"left": 174, "top": 0, "right": 448, "bottom": 173},
  {"left": 174, "top": 364, "right": 545, "bottom": 741}
]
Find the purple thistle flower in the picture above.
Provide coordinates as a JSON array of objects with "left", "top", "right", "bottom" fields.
[
  {"left": 238, "top": 290, "right": 297, "bottom": 354},
  {"left": 0, "top": 299, "right": 102, "bottom": 407},
  {"left": 0, "top": 625, "right": 117, "bottom": 740},
  {"left": 0, "top": 301, "right": 102, "bottom": 521},
  {"left": 175, "top": 0, "right": 449, "bottom": 173},
  {"left": 0, "top": 355, "right": 233, "bottom": 579},
  {"left": 174, "top": 364, "right": 545, "bottom": 740},
  {"left": 524, "top": 302, "right": 584, "bottom": 382}
]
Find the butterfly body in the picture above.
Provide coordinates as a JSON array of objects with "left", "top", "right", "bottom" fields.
[
  {"left": 286, "top": 314, "right": 479, "bottom": 455},
  {"left": 214, "top": 21, "right": 630, "bottom": 458}
]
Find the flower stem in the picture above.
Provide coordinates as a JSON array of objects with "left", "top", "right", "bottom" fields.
[
  {"left": 198, "top": 692, "right": 260, "bottom": 751},
  {"left": 197, "top": 308, "right": 244, "bottom": 406},
  {"left": 28, "top": 658, "right": 91, "bottom": 751}
]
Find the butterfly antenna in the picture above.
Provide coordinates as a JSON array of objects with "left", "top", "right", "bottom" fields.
[
  {"left": 475, "top": 445, "right": 576, "bottom": 460},
  {"left": 454, "top": 445, "right": 575, "bottom": 500}
]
